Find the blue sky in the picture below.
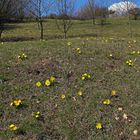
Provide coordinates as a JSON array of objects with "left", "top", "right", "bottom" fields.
[
  {"left": 47, "top": 0, "right": 140, "bottom": 14},
  {"left": 76, "top": 0, "right": 140, "bottom": 9}
]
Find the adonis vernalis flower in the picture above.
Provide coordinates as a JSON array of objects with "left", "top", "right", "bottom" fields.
[
  {"left": 10, "top": 99, "right": 22, "bottom": 108},
  {"left": 9, "top": 124, "right": 18, "bottom": 131},
  {"left": 96, "top": 122, "right": 102, "bottom": 129},
  {"left": 103, "top": 99, "right": 111, "bottom": 105},
  {"left": 45, "top": 79, "right": 51, "bottom": 86},
  {"left": 61, "top": 94, "right": 65, "bottom": 99},
  {"left": 32, "top": 111, "right": 41, "bottom": 119},
  {"left": 36, "top": 81, "right": 42, "bottom": 87}
]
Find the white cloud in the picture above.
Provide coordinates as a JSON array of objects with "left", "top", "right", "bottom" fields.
[{"left": 108, "top": 1, "right": 137, "bottom": 16}]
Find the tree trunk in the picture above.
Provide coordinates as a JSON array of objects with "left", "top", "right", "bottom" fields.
[
  {"left": 64, "top": 32, "right": 67, "bottom": 39},
  {"left": 126, "top": 1, "right": 132, "bottom": 38},
  {"left": 0, "top": 23, "right": 4, "bottom": 41},
  {"left": 128, "top": 14, "right": 132, "bottom": 38},
  {"left": 0, "top": 30, "right": 3, "bottom": 42},
  {"left": 92, "top": 17, "right": 95, "bottom": 25},
  {"left": 40, "top": 20, "right": 43, "bottom": 40},
  {"left": 134, "top": 15, "right": 137, "bottom": 20}
]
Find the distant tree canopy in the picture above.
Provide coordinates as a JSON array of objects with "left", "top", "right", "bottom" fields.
[
  {"left": 0, "top": 0, "right": 31, "bottom": 40},
  {"left": 0, "top": 0, "right": 31, "bottom": 22},
  {"left": 129, "top": 8, "right": 140, "bottom": 20},
  {"left": 77, "top": 4, "right": 115, "bottom": 21}
]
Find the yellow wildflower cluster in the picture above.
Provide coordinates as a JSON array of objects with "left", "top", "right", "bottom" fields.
[
  {"left": 18, "top": 53, "right": 27, "bottom": 60},
  {"left": 10, "top": 99, "right": 22, "bottom": 108},
  {"left": 103, "top": 99, "right": 111, "bottom": 105},
  {"left": 126, "top": 59, "right": 134, "bottom": 66},
  {"left": 130, "top": 51, "right": 140, "bottom": 55},
  {"left": 81, "top": 73, "right": 91, "bottom": 80},
  {"left": 9, "top": 124, "right": 18, "bottom": 131},
  {"left": 75, "top": 48, "right": 81, "bottom": 54},
  {"left": 32, "top": 111, "right": 41, "bottom": 119},
  {"left": 35, "top": 76, "right": 56, "bottom": 87},
  {"left": 45, "top": 76, "right": 56, "bottom": 86}
]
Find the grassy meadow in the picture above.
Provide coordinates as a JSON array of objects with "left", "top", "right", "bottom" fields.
[
  {"left": 2, "top": 18, "right": 140, "bottom": 41},
  {"left": 0, "top": 18, "right": 140, "bottom": 140}
]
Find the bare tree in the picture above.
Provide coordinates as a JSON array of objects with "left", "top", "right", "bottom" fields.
[
  {"left": 55, "top": 0, "right": 76, "bottom": 39},
  {"left": 110, "top": 0, "right": 137, "bottom": 37},
  {"left": 88, "top": 0, "right": 96, "bottom": 25},
  {"left": 0, "top": 0, "right": 31, "bottom": 41},
  {"left": 125, "top": 0, "right": 137, "bottom": 37},
  {"left": 129, "top": 8, "right": 140, "bottom": 20},
  {"left": 95, "top": 6, "right": 109, "bottom": 25},
  {"left": 27, "top": 0, "right": 54, "bottom": 40},
  {"left": 96, "top": 0, "right": 112, "bottom": 26},
  {"left": 76, "top": 3, "right": 92, "bottom": 20}
]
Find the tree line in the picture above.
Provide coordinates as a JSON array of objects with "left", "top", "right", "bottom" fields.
[{"left": 0, "top": 0, "right": 140, "bottom": 41}]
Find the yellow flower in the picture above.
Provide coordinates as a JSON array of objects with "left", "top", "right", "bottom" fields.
[
  {"left": 96, "top": 122, "right": 102, "bottom": 129},
  {"left": 50, "top": 76, "right": 56, "bottom": 82},
  {"left": 130, "top": 51, "right": 136, "bottom": 55},
  {"left": 76, "top": 48, "right": 81, "bottom": 54},
  {"left": 126, "top": 59, "right": 134, "bottom": 66},
  {"left": 87, "top": 74, "right": 91, "bottom": 79},
  {"left": 32, "top": 111, "right": 41, "bottom": 119},
  {"left": 45, "top": 79, "right": 51, "bottom": 86},
  {"left": 103, "top": 99, "right": 110, "bottom": 105},
  {"left": 83, "top": 73, "right": 87, "bottom": 77},
  {"left": 67, "top": 42, "right": 72, "bottom": 46},
  {"left": 81, "top": 76, "right": 85, "bottom": 80},
  {"left": 14, "top": 100, "right": 21, "bottom": 106},
  {"left": 36, "top": 81, "right": 42, "bottom": 87},
  {"left": 9, "top": 124, "right": 17, "bottom": 131},
  {"left": 109, "top": 54, "right": 113, "bottom": 57},
  {"left": 77, "top": 91, "right": 82, "bottom": 96},
  {"left": 18, "top": 53, "right": 27, "bottom": 60},
  {"left": 18, "top": 55, "right": 21, "bottom": 59},
  {"left": 137, "top": 51, "right": 140, "bottom": 54},
  {"left": 35, "top": 114, "right": 39, "bottom": 118},
  {"left": 61, "top": 94, "right": 65, "bottom": 99},
  {"left": 81, "top": 73, "right": 91, "bottom": 80},
  {"left": 128, "top": 63, "right": 133, "bottom": 66},
  {"left": 10, "top": 99, "right": 22, "bottom": 107},
  {"left": 1, "top": 42, "right": 4, "bottom": 45},
  {"left": 76, "top": 48, "right": 80, "bottom": 51},
  {"left": 111, "top": 90, "right": 117, "bottom": 96},
  {"left": 22, "top": 53, "right": 27, "bottom": 58}
]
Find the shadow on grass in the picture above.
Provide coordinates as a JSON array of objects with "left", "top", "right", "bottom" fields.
[
  {"left": 1, "top": 37, "right": 35, "bottom": 42},
  {"left": 1, "top": 33, "right": 98, "bottom": 42},
  {"left": 3, "top": 24, "right": 18, "bottom": 30},
  {"left": 1, "top": 24, "right": 35, "bottom": 42}
]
